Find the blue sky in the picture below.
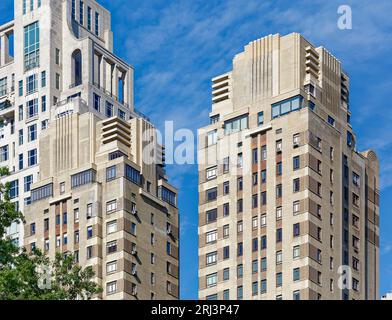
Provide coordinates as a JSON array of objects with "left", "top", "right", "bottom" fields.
[{"left": 1, "top": 0, "right": 392, "bottom": 299}]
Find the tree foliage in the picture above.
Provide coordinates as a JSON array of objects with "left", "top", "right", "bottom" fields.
[{"left": 0, "top": 167, "right": 102, "bottom": 300}]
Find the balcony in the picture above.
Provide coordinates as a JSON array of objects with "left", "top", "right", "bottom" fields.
[
  {"left": 0, "top": 99, "right": 14, "bottom": 118},
  {"left": 92, "top": 82, "right": 129, "bottom": 109}
]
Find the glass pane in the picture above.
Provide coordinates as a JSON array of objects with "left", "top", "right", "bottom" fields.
[
  {"left": 272, "top": 105, "right": 280, "bottom": 118},
  {"left": 291, "top": 97, "right": 300, "bottom": 110},
  {"left": 280, "top": 101, "right": 291, "bottom": 114}
]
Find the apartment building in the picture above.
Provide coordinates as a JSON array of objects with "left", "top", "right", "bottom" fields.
[
  {"left": 1, "top": 0, "right": 179, "bottom": 299},
  {"left": 198, "top": 33, "right": 379, "bottom": 300}
]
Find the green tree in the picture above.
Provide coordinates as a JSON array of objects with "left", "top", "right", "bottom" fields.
[{"left": 0, "top": 167, "right": 102, "bottom": 300}]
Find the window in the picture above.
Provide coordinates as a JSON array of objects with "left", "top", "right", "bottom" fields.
[
  {"left": 41, "top": 96, "right": 46, "bottom": 112},
  {"left": 63, "top": 233, "right": 68, "bottom": 245},
  {"left": 86, "top": 226, "right": 93, "bottom": 239},
  {"left": 293, "top": 223, "right": 300, "bottom": 237},
  {"left": 252, "top": 172, "right": 258, "bottom": 186},
  {"left": 352, "top": 278, "right": 359, "bottom": 291},
  {"left": 79, "top": 1, "right": 84, "bottom": 25},
  {"left": 272, "top": 95, "right": 303, "bottom": 119},
  {"left": 85, "top": 245, "right": 93, "bottom": 259},
  {"left": 237, "top": 221, "right": 243, "bottom": 233},
  {"left": 55, "top": 73, "right": 60, "bottom": 90},
  {"left": 70, "top": 0, "right": 77, "bottom": 19},
  {"left": 106, "top": 166, "right": 116, "bottom": 181},
  {"left": 118, "top": 108, "right": 126, "bottom": 120},
  {"left": 130, "top": 222, "right": 137, "bottom": 236},
  {"left": 223, "top": 225, "right": 229, "bottom": 238},
  {"left": 95, "top": 12, "right": 100, "bottom": 36},
  {"left": 352, "top": 236, "right": 360, "bottom": 250},
  {"left": 27, "top": 99, "right": 38, "bottom": 118},
  {"left": 257, "top": 111, "right": 264, "bottom": 126},
  {"left": 87, "top": 6, "right": 92, "bottom": 30},
  {"left": 261, "top": 257, "right": 267, "bottom": 271},
  {"left": 252, "top": 194, "right": 258, "bottom": 208},
  {"left": 24, "top": 175, "right": 33, "bottom": 192},
  {"left": 261, "top": 191, "right": 267, "bottom": 205},
  {"left": 107, "top": 281, "right": 117, "bottom": 295},
  {"left": 207, "top": 130, "right": 217, "bottom": 146},
  {"left": 206, "top": 166, "right": 217, "bottom": 180},
  {"left": 28, "top": 124, "right": 37, "bottom": 142},
  {"left": 237, "top": 177, "right": 243, "bottom": 191},
  {"left": 352, "top": 172, "right": 360, "bottom": 187},
  {"left": 18, "top": 105, "right": 23, "bottom": 121},
  {"left": 69, "top": 169, "right": 96, "bottom": 190},
  {"left": 28, "top": 149, "right": 37, "bottom": 166},
  {"left": 276, "top": 273, "right": 282, "bottom": 287},
  {"left": 223, "top": 290, "right": 230, "bottom": 300},
  {"left": 106, "top": 261, "right": 117, "bottom": 274},
  {"left": 293, "top": 133, "right": 300, "bottom": 148},
  {"left": 252, "top": 282, "right": 258, "bottom": 296},
  {"left": 0, "top": 77, "right": 7, "bottom": 97},
  {"left": 24, "top": 22, "right": 40, "bottom": 71},
  {"left": 237, "top": 286, "right": 243, "bottom": 300},
  {"left": 224, "top": 114, "right": 248, "bottom": 135},
  {"left": 252, "top": 260, "right": 258, "bottom": 274},
  {"left": 206, "top": 209, "right": 217, "bottom": 223},
  {"left": 293, "top": 291, "right": 300, "bottom": 300},
  {"left": 293, "top": 178, "right": 300, "bottom": 193},
  {"left": 223, "top": 246, "right": 230, "bottom": 259},
  {"left": 293, "top": 268, "right": 300, "bottom": 281},
  {"left": 260, "top": 214, "right": 266, "bottom": 227},
  {"left": 276, "top": 162, "right": 282, "bottom": 176},
  {"left": 223, "top": 157, "right": 229, "bottom": 173},
  {"left": 293, "top": 245, "right": 300, "bottom": 259},
  {"left": 353, "top": 257, "right": 359, "bottom": 271},
  {"left": 18, "top": 80, "right": 23, "bottom": 97},
  {"left": 23, "top": 0, "right": 27, "bottom": 14},
  {"left": 328, "top": 116, "right": 335, "bottom": 127},
  {"left": 206, "top": 273, "right": 217, "bottom": 287},
  {"left": 276, "top": 184, "right": 282, "bottom": 198},
  {"left": 237, "top": 153, "right": 243, "bottom": 168},
  {"left": 252, "top": 216, "right": 258, "bottom": 229},
  {"left": 105, "top": 101, "right": 113, "bottom": 117},
  {"left": 276, "top": 251, "right": 282, "bottom": 264},
  {"left": 276, "top": 140, "right": 282, "bottom": 153},
  {"left": 352, "top": 214, "right": 360, "bottom": 228},
  {"left": 107, "top": 241, "right": 117, "bottom": 254},
  {"left": 276, "top": 228, "right": 282, "bottom": 243},
  {"left": 261, "top": 235, "right": 267, "bottom": 250},
  {"left": 0, "top": 145, "right": 9, "bottom": 162},
  {"left": 237, "top": 199, "right": 243, "bottom": 213},
  {"left": 293, "top": 156, "right": 300, "bottom": 170},
  {"left": 206, "top": 252, "right": 217, "bottom": 266},
  {"left": 260, "top": 279, "right": 267, "bottom": 294},
  {"left": 288, "top": 203, "right": 298, "bottom": 218},
  {"left": 26, "top": 74, "right": 37, "bottom": 95},
  {"left": 223, "top": 181, "right": 229, "bottom": 195},
  {"left": 252, "top": 148, "right": 258, "bottom": 164},
  {"left": 223, "top": 268, "right": 230, "bottom": 281},
  {"left": 93, "top": 93, "right": 100, "bottom": 111},
  {"left": 261, "top": 170, "right": 266, "bottom": 183},
  {"left": 261, "top": 145, "right": 267, "bottom": 160},
  {"left": 237, "top": 242, "right": 243, "bottom": 256},
  {"left": 252, "top": 238, "right": 258, "bottom": 251},
  {"left": 352, "top": 193, "right": 360, "bottom": 207}
]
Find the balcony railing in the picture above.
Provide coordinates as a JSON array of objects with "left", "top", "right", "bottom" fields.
[{"left": 92, "top": 82, "right": 129, "bottom": 109}]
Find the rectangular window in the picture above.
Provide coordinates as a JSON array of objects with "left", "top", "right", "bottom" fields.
[
  {"left": 0, "top": 145, "right": 9, "bottom": 162},
  {"left": 207, "top": 130, "right": 217, "bottom": 146},
  {"left": 107, "top": 221, "right": 117, "bottom": 234},
  {"left": 223, "top": 268, "right": 230, "bottom": 281},
  {"left": 261, "top": 257, "right": 267, "bottom": 271},
  {"left": 224, "top": 114, "right": 248, "bottom": 135},
  {"left": 55, "top": 73, "right": 60, "bottom": 90},
  {"left": 293, "top": 178, "right": 300, "bottom": 193},
  {"left": 24, "top": 175, "right": 33, "bottom": 192},
  {"left": 206, "top": 273, "right": 217, "bottom": 287},
  {"left": 87, "top": 6, "right": 92, "bottom": 30},
  {"left": 105, "top": 101, "right": 113, "bottom": 117},
  {"left": 106, "top": 200, "right": 117, "bottom": 213},
  {"left": 23, "top": 0, "right": 27, "bottom": 14},
  {"left": 106, "top": 166, "right": 116, "bottom": 181},
  {"left": 293, "top": 245, "right": 300, "bottom": 259},
  {"left": 93, "top": 93, "right": 101, "bottom": 111},
  {"left": 206, "top": 209, "right": 217, "bottom": 223},
  {"left": 293, "top": 223, "right": 300, "bottom": 237},
  {"left": 28, "top": 124, "right": 37, "bottom": 142},
  {"left": 223, "top": 157, "right": 229, "bottom": 173},
  {"left": 261, "top": 170, "right": 266, "bottom": 183},
  {"left": 206, "top": 230, "right": 217, "bottom": 244},
  {"left": 0, "top": 77, "right": 7, "bottom": 96},
  {"left": 71, "top": 0, "right": 76, "bottom": 19},
  {"left": 41, "top": 95, "right": 46, "bottom": 112},
  {"left": 18, "top": 154, "right": 23, "bottom": 170},
  {"left": 107, "top": 281, "right": 117, "bottom": 295},
  {"left": 276, "top": 206, "right": 282, "bottom": 220},
  {"left": 95, "top": 12, "right": 100, "bottom": 36},
  {"left": 206, "top": 187, "right": 217, "bottom": 201},
  {"left": 276, "top": 162, "right": 282, "bottom": 176},
  {"left": 272, "top": 95, "right": 303, "bottom": 119},
  {"left": 257, "top": 111, "right": 264, "bottom": 126},
  {"left": 9, "top": 180, "right": 19, "bottom": 199},
  {"left": 106, "top": 261, "right": 117, "bottom": 274},
  {"left": 223, "top": 246, "right": 230, "bottom": 259},
  {"left": 206, "top": 252, "right": 217, "bottom": 266},
  {"left": 26, "top": 99, "right": 38, "bottom": 118},
  {"left": 261, "top": 235, "right": 267, "bottom": 250},
  {"left": 79, "top": 1, "right": 84, "bottom": 25},
  {"left": 71, "top": 169, "right": 96, "bottom": 188},
  {"left": 276, "top": 250, "right": 282, "bottom": 264},
  {"left": 107, "top": 241, "right": 117, "bottom": 254},
  {"left": 276, "top": 273, "right": 282, "bottom": 287},
  {"left": 24, "top": 22, "right": 40, "bottom": 71},
  {"left": 26, "top": 74, "right": 37, "bottom": 95},
  {"left": 293, "top": 156, "right": 300, "bottom": 170},
  {"left": 260, "top": 279, "right": 267, "bottom": 294},
  {"left": 28, "top": 149, "right": 37, "bottom": 166},
  {"left": 55, "top": 48, "right": 60, "bottom": 65},
  {"left": 261, "top": 191, "right": 267, "bottom": 205},
  {"left": 206, "top": 166, "right": 217, "bottom": 180},
  {"left": 252, "top": 148, "right": 258, "bottom": 164}
]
